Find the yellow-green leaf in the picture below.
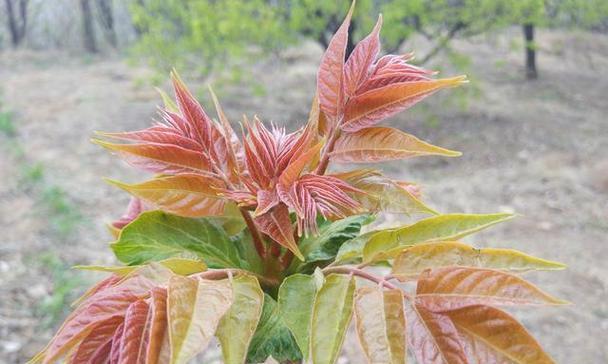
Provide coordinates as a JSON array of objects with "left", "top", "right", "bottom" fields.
[
  {"left": 106, "top": 174, "right": 226, "bottom": 218},
  {"left": 74, "top": 257, "right": 207, "bottom": 277},
  {"left": 311, "top": 274, "right": 355, "bottom": 364},
  {"left": 217, "top": 275, "right": 264, "bottom": 364},
  {"left": 278, "top": 274, "right": 319, "bottom": 360},
  {"left": 331, "top": 126, "right": 460, "bottom": 163},
  {"left": 416, "top": 266, "right": 568, "bottom": 311},
  {"left": 392, "top": 241, "right": 565, "bottom": 279},
  {"left": 354, "top": 287, "right": 406, "bottom": 364},
  {"left": 363, "top": 213, "right": 514, "bottom": 263},
  {"left": 167, "top": 275, "right": 233, "bottom": 364},
  {"left": 446, "top": 305, "right": 555, "bottom": 363}
]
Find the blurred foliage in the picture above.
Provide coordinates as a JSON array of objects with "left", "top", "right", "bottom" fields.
[
  {"left": 129, "top": 0, "right": 290, "bottom": 77},
  {"left": 129, "top": 0, "right": 608, "bottom": 78}
]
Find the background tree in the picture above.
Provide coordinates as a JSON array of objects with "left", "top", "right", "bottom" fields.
[
  {"left": 3, "top": 0, "right": 28, "bottom": 48},
  {"left": 95, "top": 0, "right": 117, "bottom": 48},
  {"left": 79, "top": 0, "right": 97, "bottom": 53}
]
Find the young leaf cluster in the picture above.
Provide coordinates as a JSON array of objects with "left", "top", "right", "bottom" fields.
[{"left": 33, "top": 2, "right": 566, "bottom": 364}]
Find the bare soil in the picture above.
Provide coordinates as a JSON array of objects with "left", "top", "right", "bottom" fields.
[{"left": 1, "top": 28, "right": 607, "bottom": 363}]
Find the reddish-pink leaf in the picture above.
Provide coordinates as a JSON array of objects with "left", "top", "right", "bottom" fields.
[
  {"left": 278, "top": 140, "right": 324, "bottom": 186},
  {"left": 108, "top": 323, "right": 124, "bottom": 364},
  {"left": 278, "top": 174, "right": 362, "bottom": 236},
  {"left": 407, "top": 302, "right": 468, "bottom": 364},
  {"left": 331, "top": 126, "right": 461, "bottom": 163},
  {"left": 117, "top": 300, "right": 150, "bottom": 364},
  {"left": 143, "top": 288, "right": 168, "bottom": 364},
  {"left": 317, "top": 0, "right": 355, "bottom": 122},
  {"left": 171, "top": 71, "right": 216, "bottom": 154},
  {"left": 69, "top": 316, "right": 123, "bottom": 363},
  {"left": 446, "top": 305, "right": 555, "bottom": 364},
  {"left": 93, "top": 139, "right": 210, "bottom": 175},
  {"left": 255, "top": 203, "right": 303, "bottom": 260},
  {"left": 416, "top": 266, "right": 568, "bottom": 312},
  {"left": 342, "top": 77, "right": 467, "bottom": 132},
  {"left": 343, "top": 15, "right": 383, "bottom": 98}
]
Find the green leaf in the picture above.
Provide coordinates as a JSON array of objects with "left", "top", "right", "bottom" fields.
[
  {"left": 217, "top": 275, "right": 264, "bottom": 364},
  {"left": 278, "top": 274, "right": 320, "bottom": 360},
  {"left": 247, "top": 294, "right": 302, "bottom": 363},
  {"left": 311, "top": 274, "right": 356, "bottom": 364},
  {"left": 363, "top": 213, "right": 515, "bottom": 263},
  {"left": 335, "top": 231, "right": 376, "bottom": 264},
  {"left": 74, "top": 257, "right": 207, "bottom": 277},
  {"left": 167, "top": 276, "right": 233, "bottom": 364},
  {"left": 233, "top": 231, "right": 265, "bottom": 274},
  {"left": 111, "top": 210, "right": 245, "bottom": 269},
  {"left": 392, "top": 241, "right": 565, "bottom": 279},
  {"left": 294, "top": 214, "right": 373, "bottom": 272}
]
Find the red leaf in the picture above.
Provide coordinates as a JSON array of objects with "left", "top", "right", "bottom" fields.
[
  {"left": 69, "top": 316, "right": 123, "bottom": 363},
  {"left": 343, "top": 15, "right": 383, "bottom": 98},
  {"left": 143, "top": 288, "right": 168, "bottom": 364},
  {"left": 117, "top": 300, "right": 150, "bottom": 364},
  {"left": 446, "top": 305, "right": 555, "bottom": 364},
  {"left": 407, "top": 302, "right": 468, "bottom": 364},
  {"left": 93, "top": 139, "right": 210, "bottom": 175},
  {"left": 254, "top": 203, "right": 303, "bottom": 260},
  {"left": 416, "top": 266, "right": 568, "bottom": 311},
  {"left": 342, "top": 77, "right": 467, "bottom": 132},
  {"left": 317, "top": 0, "right": 356, "bottom": 122},
  {"left": 278, "top": 174, "right": 362, "bottom": 236}
]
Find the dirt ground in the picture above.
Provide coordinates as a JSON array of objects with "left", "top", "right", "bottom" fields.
[{"left": 1, "top": 28, "right": 607, "bottom": 363}]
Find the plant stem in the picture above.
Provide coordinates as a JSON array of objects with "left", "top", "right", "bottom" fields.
[
  {"left": 239, "top": 208, "right": 266, "bottom": 258},
  {"left": 195, "top": 268, "right": 279, "bottom": 288},
  {"left": 314, "top": 126, "right": 341, "bottom": 175},
  {"left": 322, "top": 266, "right": 401, "bottom": 291}
]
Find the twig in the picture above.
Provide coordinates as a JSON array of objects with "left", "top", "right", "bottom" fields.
[{"left": 239, "top": 208, "right": 266, "bottom": 259}]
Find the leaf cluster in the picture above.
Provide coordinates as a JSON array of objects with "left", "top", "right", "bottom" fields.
[{"left": 33, "top": 2, "right": 567, "bottom": 363}]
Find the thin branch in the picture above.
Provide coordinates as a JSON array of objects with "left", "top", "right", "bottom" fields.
[
  {"left": 239, "top": 208, "right": 266, "bottom": 259},
  {"left": 323, "top": 266, "right": 399, "bottom": 290},
  {"left": 418, "top": 22, "right": 466, "bottom": 65},
  {"left": 314, "top": 126, "right": 341, "bottom": 175}
]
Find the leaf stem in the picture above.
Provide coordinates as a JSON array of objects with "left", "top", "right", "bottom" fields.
[
  {"left": 194, "top": 268, "right": 279, "bottom": 288},
  {"left": 314, "top": 126, "right": 341, "bottom": 175},
  {"left": 239, "top": 208, "right": 266, "bottom": 259},
  {"left": 322, "top": 266, "right": 405, "bottom": 295}
]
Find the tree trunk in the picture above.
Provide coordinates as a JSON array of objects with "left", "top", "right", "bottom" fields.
[
  {"left": 80, "top": 0, "right": 98, "bottom": 53},
  {"left": 4, "top": 0, "right": 28, "bottom": 48},
  {"left": 523, "top": 23, "right": 537, "bottom": 80},
  {"left": 95, "top": 0, "right": 117, "bottom": 48}
]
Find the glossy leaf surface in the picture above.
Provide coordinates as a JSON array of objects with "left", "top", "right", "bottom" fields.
[
  {"left": 112, "top": 211, "right": 244, "bottom": 269},
  {"left": 407, "top": 302, "right": 467, "bottom": 364}
]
